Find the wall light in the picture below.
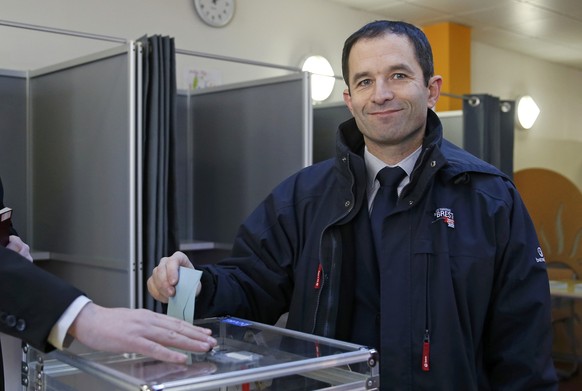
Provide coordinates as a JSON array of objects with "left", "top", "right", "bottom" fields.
[
  {"left": 516, "top": 95, "right": 540, "bottom": 130},
  {"left": 301, "top": 55, "right": 335, "bottom": 102}
]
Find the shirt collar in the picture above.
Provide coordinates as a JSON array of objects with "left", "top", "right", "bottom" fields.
[{"left": 364, "top": 145, "right": 422, "bottom": 189}]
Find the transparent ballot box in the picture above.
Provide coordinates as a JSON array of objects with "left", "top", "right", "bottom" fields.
[{"left": 25, "top": 316, "right": 380, "bottom": 390}]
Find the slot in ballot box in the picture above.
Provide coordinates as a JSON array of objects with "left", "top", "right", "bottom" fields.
[{"left": 24, "top": 316, "right": 379, "bottom": 390}]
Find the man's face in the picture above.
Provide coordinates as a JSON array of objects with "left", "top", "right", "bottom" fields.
[{"left": 343, "top": 33, "right": 441, "bottom": 162}]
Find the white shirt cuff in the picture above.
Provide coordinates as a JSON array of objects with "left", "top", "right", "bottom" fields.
[{"left": 48, "top": 296, "right": 92, "bottom": 350}]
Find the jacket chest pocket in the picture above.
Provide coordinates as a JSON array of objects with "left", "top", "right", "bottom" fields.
[{"left": 413, "top": 223, "right": 496, "bottom": 291}]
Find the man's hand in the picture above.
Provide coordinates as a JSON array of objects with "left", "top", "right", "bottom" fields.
[
  {"left": 7, "top": 235, "right": 33, "bottom": 262},
  {"left": 148, "top": 251, "right": 199, "bottom": 303},
  {"left": 68, "top": 302, "right": 217, "bottom": 363}
]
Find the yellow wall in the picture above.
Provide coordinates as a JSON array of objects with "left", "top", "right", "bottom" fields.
[{"left": 423, "top": 22, "right": 471, "bottom": 111}]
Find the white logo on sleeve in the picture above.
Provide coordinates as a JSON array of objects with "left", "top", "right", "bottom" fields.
[{"left": 535, "top": 247, "right": 546, "bottom": 263}]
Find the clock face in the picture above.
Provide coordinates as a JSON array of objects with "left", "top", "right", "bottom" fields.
[{"left": 194, "top": 0, "right": 236, "bottom": 27}]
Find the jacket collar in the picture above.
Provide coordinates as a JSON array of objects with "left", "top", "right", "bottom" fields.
[
  {"left": 335, "top": 109, "right": 444, "bottom": 185},
  {"left": 336, "top": 109, "right": 442, "bottom": 161},
  {"left": 334, "top": 109, "right": 508, "bottom": 211}
]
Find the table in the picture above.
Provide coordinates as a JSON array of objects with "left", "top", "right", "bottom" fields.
[
  {"left": 549, "top": 279, "right": 582, "bottom": 299},
  {"left": 548, "top": 279, "right": 581, "bottom": 379}
]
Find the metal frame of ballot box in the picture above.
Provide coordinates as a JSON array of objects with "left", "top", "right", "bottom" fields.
[{"left": 23, "top": 317, "right": 380, "bottom": 390}]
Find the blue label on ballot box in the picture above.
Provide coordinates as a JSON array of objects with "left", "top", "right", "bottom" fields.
[{"left": 221, "top": 318, "right": 252, "bottom": 327}]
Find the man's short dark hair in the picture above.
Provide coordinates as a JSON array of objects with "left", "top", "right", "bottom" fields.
[{"left": 341, "top": 20, "right": 434, "bottom": 89}]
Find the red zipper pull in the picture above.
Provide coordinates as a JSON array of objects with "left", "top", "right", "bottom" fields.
[
  {"left": 422, "top": 330, "right": 430, "bottom": 372},
  {"left": 314, "top": 263, "right": 323, "bottom": 289}
]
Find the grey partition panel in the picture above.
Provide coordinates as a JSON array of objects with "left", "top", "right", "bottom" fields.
[
  {"left": 0, "top": 72, "right": 29, "bottom": 238},
  {"left": 30, "top": 47, "right": 137, "bottom": 307},
  {"left": 438, "top": 110, "right": 464, "bottom": 148},
  {"left": 187, "top": 74, "right": 311, "bottom": 245},
  {"left": 313, "top": 102, "right": 352, "bottom": 163}
]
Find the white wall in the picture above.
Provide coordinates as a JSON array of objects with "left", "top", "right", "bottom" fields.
[
  {"left": 472, "top": 42, "right": 582, "bottom": 188},
  {"left": 1, "top": 0, "right": 581, "bottom": 189},
  {"left": 0, "top": 0, "right": 373, "bottom": 99}
]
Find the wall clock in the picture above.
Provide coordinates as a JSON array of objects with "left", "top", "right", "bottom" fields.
[{"left": 194, "top": 0, "right": 236, "bottom": 28}]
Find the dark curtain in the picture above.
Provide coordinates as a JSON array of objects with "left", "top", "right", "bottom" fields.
[
  {"left": 463, "top": 94, "right": 515, "bottom": 179},
  {"left": 140, "top": 35, "right": 180, "bottom": 311},
  {"left": 499, "top": 100, "right": 515, "bottom": 180}
]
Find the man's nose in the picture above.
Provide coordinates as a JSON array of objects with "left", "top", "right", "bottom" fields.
[{"left": 372, "top": 79, "right": 395, "bottom": 103}]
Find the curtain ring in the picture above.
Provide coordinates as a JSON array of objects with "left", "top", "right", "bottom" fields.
[
  {"left": 500, "top": 101, "right": 512, "bottom": 113},
  {"left": 467, "top": 96, "right": 480, "bottom": 107}
]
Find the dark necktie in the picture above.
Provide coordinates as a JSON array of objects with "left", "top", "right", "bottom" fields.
[{"left": 371, "top": 166, "right": 406, "bottom": 248}]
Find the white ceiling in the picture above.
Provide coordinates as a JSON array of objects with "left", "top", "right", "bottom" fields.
[{"left": 323, "top": 0, "right": 582, "bottom": 71}]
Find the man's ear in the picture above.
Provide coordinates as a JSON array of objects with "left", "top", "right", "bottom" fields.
[
  {"left": 427, "top": 75, "right": 443, "bottom": 109},
  {"left": 343, "top": 88, "right": 353, "bottom": 113}
]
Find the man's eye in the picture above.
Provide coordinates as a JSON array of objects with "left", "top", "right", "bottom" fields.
[
  {"left": 392, "top": 73, "right": 407, "bottom": 80},
  {"left": 357, "top": 79, "right": 372, "bottom": 87}
]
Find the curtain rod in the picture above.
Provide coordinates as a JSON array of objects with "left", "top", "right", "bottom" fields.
[
  {"left": 441, "top": 92, "right": 481, "bottom": 106},
  {"left": 175, "top": 48, "right": 300, "bottom": 73},
  {"left": 175, "top": 48, "right": 344, "bottom": 81},
  {"left": 0, "top": 19, "right": 344, "bottom": 79},
  {"left": 0, "top": 19, "right": 127, "bottom": 44}
]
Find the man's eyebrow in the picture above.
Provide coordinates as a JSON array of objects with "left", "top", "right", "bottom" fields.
[
  {"left": 351, "top": 71, "right": 370, "bottom": 84},
  {"left": 350, "top": 63, "right": 416, "bottom": 84},
  {"left": 390, "top": 63, "right": 415, "bottom": 74}
]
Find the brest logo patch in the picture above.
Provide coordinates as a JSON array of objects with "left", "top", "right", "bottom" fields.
[{"left": 433, "top": 208, "right": 455, "bottom": 228}]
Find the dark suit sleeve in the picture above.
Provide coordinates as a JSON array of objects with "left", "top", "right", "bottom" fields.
[
  {"left": 0, "top": 246, "right": 84, "bottom": 352},
  {"left": 0, "top": 177, "right": 17, "bottom": 236}
]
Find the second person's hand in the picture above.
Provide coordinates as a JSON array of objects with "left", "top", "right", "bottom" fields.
[
  {"left": 68, "top": 302, "right": 217, "bottom": 363},
  {"left": 7, "top": 235, "right": 33, "bottom": 262}
]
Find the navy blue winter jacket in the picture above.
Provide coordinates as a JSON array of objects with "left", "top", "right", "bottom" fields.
[{"left": 195, "top": 109, "right": 558, "bottom": 390}]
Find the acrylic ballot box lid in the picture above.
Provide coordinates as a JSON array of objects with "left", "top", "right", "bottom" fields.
[{"left": 26, "top": 316, "right": 379, "bottom": 390}]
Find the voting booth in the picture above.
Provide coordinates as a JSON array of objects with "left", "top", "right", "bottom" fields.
[{"left": 0, "top": 25, "right": 312, "bottom": 390}]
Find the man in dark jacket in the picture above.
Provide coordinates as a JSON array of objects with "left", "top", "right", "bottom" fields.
[{"left": 148, "top": 20, "right": 558, "bottom": 390}]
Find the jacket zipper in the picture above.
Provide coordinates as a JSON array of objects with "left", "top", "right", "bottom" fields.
[
  {"left": 422, "top": 330, "right": 430, "bottom": 371},
  {"left": 311, "top": 263, "right": 325, "bottom": 335},
  {"left": 422, "top": 254, "right": 431, "bottom": 371},
  {"left": 314, "top": 263, "right": 323, "bottom": 289},
  {"left": 311, "top": 154, "right": 355, "bottom": 335}
]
